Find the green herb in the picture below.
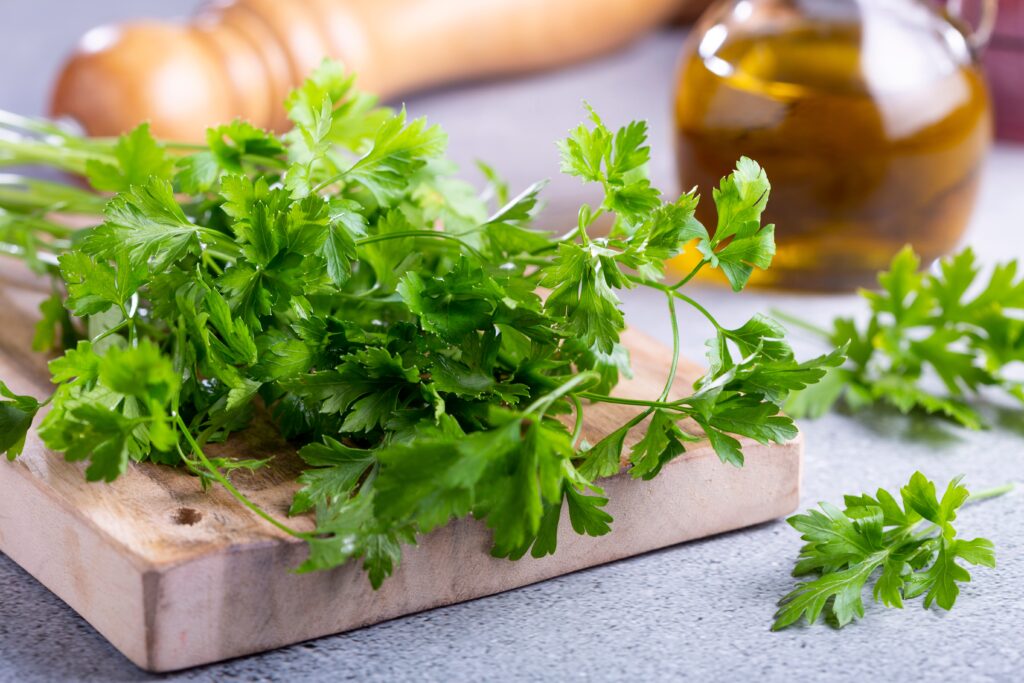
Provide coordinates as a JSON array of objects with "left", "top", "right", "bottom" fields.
[
  {"left": 783, "top": 246, "right": 1024, "bottom": 428},
  {"left": 0, "top": 61, "right": 839, "bottom": 586},
  {"left": 774, "top": 472, "right": 1008, "bottom": 630}
]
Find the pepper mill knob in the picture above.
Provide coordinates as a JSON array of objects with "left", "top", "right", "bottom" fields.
[
  {"left": 51, "top": 23, "right": 239, "bottom": 140},
  {"left": 50, "top": 0, "right": 691, "bottom": 141}
]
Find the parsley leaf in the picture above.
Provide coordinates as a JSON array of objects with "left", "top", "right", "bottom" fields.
[
  {"left": 542, "top": 241, "right": 626, "bottom": 354},
  {"left": 85, "top": 123, "right": 173, "bottom": 193},
  {"left": 0, "top": 381, "right": 40, "bottom": 460},
  {"left": 38, "top": 340, "right": 178, "bottom": 481},
  {"left": 343, "top": 108, "right": 447, "bottom": 205},
  {"left": 774, "top": 472, "right": 1002, "bottom": 630},
  {"left": 784, "top": 246, "right": 1024, "bottom": 427}
]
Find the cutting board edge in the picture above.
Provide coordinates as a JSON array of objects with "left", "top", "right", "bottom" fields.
[
  {"left": 2, "top": 429, "right": 800, "bottom": 574},
  {"left": 0, "top": 433, "right": 801, "bottom": 672},
  {"left": 0, "top": 455, "right": 152, "bottom": 667}
]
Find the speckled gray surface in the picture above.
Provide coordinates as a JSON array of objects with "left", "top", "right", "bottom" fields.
[{"left": 1, "top": 3, "right": 1022, "bottom": 681}]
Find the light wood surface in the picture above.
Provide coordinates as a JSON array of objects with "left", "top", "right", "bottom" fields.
[
  {"left": 49, "top": 0, "right": 712, "bottom": 140},
  {"left": 0, "top": 267, "right": 801, "bottom": 672}
]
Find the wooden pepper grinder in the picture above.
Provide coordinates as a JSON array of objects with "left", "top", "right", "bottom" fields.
[{"left": 51, "top": 0, "right": 699, "bottom": 141}]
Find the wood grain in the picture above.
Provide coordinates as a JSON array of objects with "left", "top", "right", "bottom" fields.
[{"left": 0, "top": 268, "right": 801, "bottom": 672}]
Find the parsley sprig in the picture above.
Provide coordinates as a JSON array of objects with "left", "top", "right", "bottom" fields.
[
  {"left": 784, "top": 246, "right": 1024, "bottom": 428},
  {"left": 775, "top": 472, "right": 1008, "bottom": 630},
  {"left": 0, "top": 61, "right": 839, "bottom": 586}
]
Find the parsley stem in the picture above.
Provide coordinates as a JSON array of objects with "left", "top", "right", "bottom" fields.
[
  {"left": 621, "top": 408, "right": 655, "bottom": 433},
  {"left": 356, "top": 230, "right": 486, "bottom": 262},
  {"left": 577, "top": 206, "right": 598, "bottom": 249},
  {"left": 967, "top": 482, "right": 1016, "bottom": 504},
  {"left": 310, "top": 170, "right": 348, "bottom": 194},
  {"left": 0, "top": 110, "right": 80, "bottom": 137},
  {"left": 658, "top": 290, "right": 680, "bottom": 403},
  {"left": 0, "top": 211, "right": 76, "bottom": 237},
  {"left": 0, "top": 139, "right": 113, "bottom": 175},
  {"left": 201, "top": 251, "right": 224, "bottom": 276},
  {"left": 673, "top": 291, "right": 722, "bottom": 331},
  {"left": 90, "top": 318, "right": 130, "bottom": 345},
  {"left": 0, "top": 175, "right": 107, "bottom": 215},
  {"left": 625, "top": 276, "right": 722, "bottom": 332},
  {"left": 526, "top": 371, "right": 600, "bottom": 417},
  {"left": 581, "top": 287, "right": 690, "bottom": 460},
  {"left": 669, "top": 259, "right": 707, "bottom": 290},
  {"left": 162, "top": 141, "right": 208, "bottom": 151},
  {"left": 578, "top": 393, "right": 686, "bottom": 411},
  {"left": 558, "top": 226, "right": 580, "bottom": 244},
  {"left": 116, "top": 303, "right": 136, "bottom": 346},
  {"left": 590, "top": 406, "right": 660, "bottom": 461},
  {"left": 577, "top": 208, "right": 601, "bottom": 247},
  {"left": 570, "top": 394, "right": 585, "bottom": 446},
  {"left": 175, "top": 415, "right": 308, "bottom": 540},
  {"left": 768, "top": 308, "right": 831, "bottom": 339}
]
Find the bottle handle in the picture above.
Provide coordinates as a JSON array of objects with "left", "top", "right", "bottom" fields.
[{"left": 947, "top": 0, "right": 998, "bottom": 50}]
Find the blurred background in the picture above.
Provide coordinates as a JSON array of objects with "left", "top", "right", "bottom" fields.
[
  {"left": 1, "top": 0, "right": 687, "bottom": 238},
  {"left": 3, "top": 0, "right": 1022, "bottom": 293}
]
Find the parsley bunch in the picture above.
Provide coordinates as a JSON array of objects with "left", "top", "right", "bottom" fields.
[
  {"left": 774, "top": 472, "right": 1005, "bottom": 630},
  {"left": 785, "top": 247, "right": 1024, "bottom": 429},
  {"left": 0, "top": 61, "right": 839, "bottom": 586}
]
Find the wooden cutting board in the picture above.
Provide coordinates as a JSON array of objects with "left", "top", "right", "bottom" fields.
[{"left": 0, "top": 267, "right": 801, "bottom": 672}]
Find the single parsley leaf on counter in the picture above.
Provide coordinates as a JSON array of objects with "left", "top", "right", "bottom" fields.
[
  {"left": 783, "top": 246, "right": 1024, "bottom": 428},
  {"left": 773, "top": 472, "right": 1002, "bottom": 630}
]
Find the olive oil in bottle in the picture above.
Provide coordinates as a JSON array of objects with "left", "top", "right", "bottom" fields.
[{"left": 673, "top": 0, "right": 992, "bottom": 291}]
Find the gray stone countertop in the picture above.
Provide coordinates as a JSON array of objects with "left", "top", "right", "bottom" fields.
[{"left": 1, "top": 2, "right": 1022, "bottom": 681}]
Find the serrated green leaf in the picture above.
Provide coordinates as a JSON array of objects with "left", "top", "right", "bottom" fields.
[
  {"left": 85, "top": 123, "right": 173, "bottom": 193},
  {"left": 775, "top": 472, "right": 999, "bottom": 630}
]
